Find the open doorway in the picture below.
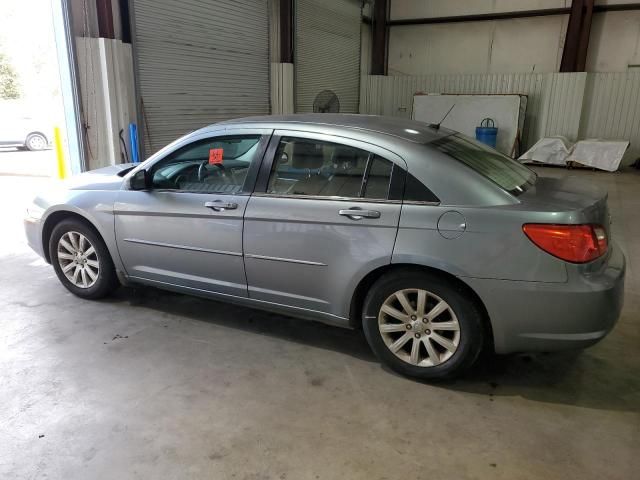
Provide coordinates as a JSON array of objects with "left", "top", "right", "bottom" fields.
[{"left": 0, "top": 0, "right": 65, "bottom": 178}]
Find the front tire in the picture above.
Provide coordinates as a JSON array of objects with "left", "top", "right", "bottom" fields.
[
  {"left": 362, "top": 270, "right": 484, "bottom": 380},
  {"left": 49, "top": 219, "right": 119, "bottom": 299}
]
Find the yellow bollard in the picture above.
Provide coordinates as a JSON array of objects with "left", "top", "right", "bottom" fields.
[{"left": 54, "top": 126, "right": 66, "bottom": 180}]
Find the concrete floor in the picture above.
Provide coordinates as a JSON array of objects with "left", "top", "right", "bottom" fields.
[{"left": 1, "top": 168, "right": 638, "bottom": 480}]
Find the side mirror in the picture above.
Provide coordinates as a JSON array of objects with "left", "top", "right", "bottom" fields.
[{"left": 129, "top": 169, "right": 149, "bottom": 190}]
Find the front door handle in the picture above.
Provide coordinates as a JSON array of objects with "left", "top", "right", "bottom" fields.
[
  {"left": 338, "top": 208, "right": 381, "bottom": 220},
  {"left": 204, "top": 200, "right": 238, "bottom": 211}
]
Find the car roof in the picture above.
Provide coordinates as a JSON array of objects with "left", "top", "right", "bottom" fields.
[{"left": 216, "top": 114, "right": 453, "bottom": 144}]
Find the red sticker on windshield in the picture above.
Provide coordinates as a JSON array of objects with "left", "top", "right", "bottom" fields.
[{"left": 209, "top": 148, "right": 223, "bottom": 164}]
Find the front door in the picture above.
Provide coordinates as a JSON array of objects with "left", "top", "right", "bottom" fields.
[
  {"left": 243, "top": 131, "right": 405, "bottom": 319},
  {"left": 115, "top": 130, "right": 270, "bottom": 297}
]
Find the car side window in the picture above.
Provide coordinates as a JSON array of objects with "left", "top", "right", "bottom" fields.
[
  {"left": 267, "top": 137, "right": 394, "bottom": 200},
  {"left": 150, "top": 135, "right": 262, "bottom": 194}
]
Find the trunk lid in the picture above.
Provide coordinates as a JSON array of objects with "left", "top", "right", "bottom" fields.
[{"left": 519, "top": 175, "right": 610, "bottom": 232}]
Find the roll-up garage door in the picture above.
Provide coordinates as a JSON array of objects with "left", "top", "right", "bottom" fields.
[
  {"left": 295, "top": 0, "right": 362, "bottom": 113},
  {"left": 132, "top": 0, "right": 270, "bottom": 154}
]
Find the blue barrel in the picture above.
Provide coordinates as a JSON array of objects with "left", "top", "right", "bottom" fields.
[{"left": 475, "top": 118, "right": 498, "bottom": 148}]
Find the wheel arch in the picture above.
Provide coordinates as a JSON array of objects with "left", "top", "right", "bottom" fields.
[
  {"left": 41, "top": 210, "right": 105, "bottom": 263},
  {"left": 25, "top": 131, "right": 49, "bottom": 143},
  {"left": 348, "top": 263, "right": 494, "bottom": 351},
  {"left": 24, "top": 130, "right": 49, "bottom": 143}
]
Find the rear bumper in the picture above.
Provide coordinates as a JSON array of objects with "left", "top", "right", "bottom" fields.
[{"left": 464, "top": 243, "right": 626, "bottom": 354}]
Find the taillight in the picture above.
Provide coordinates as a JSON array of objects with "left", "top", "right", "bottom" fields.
[{"left": 523, "top": 224, "right": 608, "bottom": 263}]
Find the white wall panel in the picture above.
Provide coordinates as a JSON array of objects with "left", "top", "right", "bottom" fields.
[
  {"left": 580, "top": 72, "right": 640, "bottom": 161},
  {"left": 388, "top": 1, "right": 640, "bottom": 74},
  {"left": 390, "top": 0, "right": 570, "bottom": 20},
  {"left": 388, "top": 16, "right": 568, "bottom": 75},
  {"left": 587, "top": 11, "right": 640, "bottom": 72},
  {"left": 76, "top": 38, "right": 137, "bottom": 169},
  {"left": 271, "top": 63, "right": 294, "bottom": 114}
]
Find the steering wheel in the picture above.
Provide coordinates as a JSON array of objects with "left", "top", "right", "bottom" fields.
[{"left": 198, "top": 161, "right": 225, "bottom": 182}]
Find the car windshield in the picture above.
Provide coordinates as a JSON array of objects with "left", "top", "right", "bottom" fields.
[{"left": 431, "top": 134, "right": 536, "bottom": 195}]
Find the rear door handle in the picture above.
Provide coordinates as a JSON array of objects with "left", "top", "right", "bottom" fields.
[
  {"left": 338, "top": 208, "right": 381, "bottom": 220},
  {"left": 204, "top": 200, "right": 238, "bottom": 211}
]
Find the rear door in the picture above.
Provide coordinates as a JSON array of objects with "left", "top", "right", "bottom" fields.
[{"left": 243, "top": 131, "right": 405, "bottom": 319}]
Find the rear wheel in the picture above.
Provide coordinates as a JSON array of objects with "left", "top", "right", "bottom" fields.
[
  {"left": 49, "top": 219, "right": 119, "bottom": 299},
  {"left": 362, "top": 271, "right": 484, "bottom": 380},
  {"left": 25, "top": 133, "right": 47, "bottom": 151}
]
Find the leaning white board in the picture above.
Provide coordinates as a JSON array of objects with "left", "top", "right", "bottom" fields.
[{"left": 412, "top": 94, "right": 526, "bottom": 157}]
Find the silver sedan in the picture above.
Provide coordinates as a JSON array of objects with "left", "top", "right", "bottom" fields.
[{"left": 24, "top": 114, "right": 625, "bottom": 379}]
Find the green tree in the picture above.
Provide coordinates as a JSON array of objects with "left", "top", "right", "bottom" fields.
[{"left": 0, "top": 52, "right": 20, "bottom": 99}]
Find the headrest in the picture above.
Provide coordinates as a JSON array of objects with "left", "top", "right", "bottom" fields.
[
  {"left": 292, "top": 141, "right": 324, "bottom": 169},
  {"left": 332, "top": 146, "right": 358, "bottom": 164}
]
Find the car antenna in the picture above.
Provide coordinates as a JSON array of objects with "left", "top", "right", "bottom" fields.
[{"left": 431, "top": 104, "right": 456, "bottom": 130}]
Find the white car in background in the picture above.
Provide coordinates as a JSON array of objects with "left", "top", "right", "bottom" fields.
[{"left": 0, "top": 103, "right": 52, "bottom": 151}]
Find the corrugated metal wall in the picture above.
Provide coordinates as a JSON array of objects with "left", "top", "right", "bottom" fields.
[
  {"left": 269, "top": 0, "right": 281, "bottom": 63},
  {"left": 580, "top": 72, "right": 640, "bottom": 159},
  {"left": 360, "top": 71, "right": 640, "bottom": 162},
  {"left": 360, "top": 73, "right": 588, "bottom": 152},
  {"left": 132, "top": 0, "right": 270, "bottom": 154},
  {"left": 295, "top": 0, "right": 362, "bottom": 113}
]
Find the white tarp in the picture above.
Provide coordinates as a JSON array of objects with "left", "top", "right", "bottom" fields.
[
  {"left": 519, "top": 137, "right": 573, "bottom": 166},
  {"left": 567, "top": 140, "right": 629, "bottom": 172},
  {"left": 519, "top": 137, "right": 629, "bottom": 172}
]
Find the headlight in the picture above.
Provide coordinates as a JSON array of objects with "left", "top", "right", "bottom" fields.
[{"left": 25, "top": 204, "right": 45, "bottom": 220}]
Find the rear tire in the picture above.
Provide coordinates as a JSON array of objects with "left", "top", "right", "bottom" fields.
[
  {"left": 49, "top": 219, "right": 119, "bottom": 299},
  {"left": 25, "top": 133, "right": 47, "bottom": 151},
  {"left": 362, "top": 270, "right": 484, "bottom": 380}
]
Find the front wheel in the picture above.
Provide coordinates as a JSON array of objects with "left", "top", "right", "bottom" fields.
[
  {"left": 362, "top": 271, "right": 485, "bottom": 380},
  {"left": 49, "top": 219, "right": 119, "bottom": 299}
]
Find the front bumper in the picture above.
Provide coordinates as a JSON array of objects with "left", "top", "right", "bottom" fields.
[
  {"left": 24, "top": 217, "right": 45, "bottom": 259},
  {"left": 464, "top": 243, "right": 626, "bottom": 354}
]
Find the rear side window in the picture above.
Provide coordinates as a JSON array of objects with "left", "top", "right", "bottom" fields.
[
  {"left": 267, "top": 137, "right": 394, "bottom": 200},
  {"left": 431, "top": 134, "right": 536, "bottom": 195},
  {"left": 403, "top": 173, "right": 439, "bottom": 203}
]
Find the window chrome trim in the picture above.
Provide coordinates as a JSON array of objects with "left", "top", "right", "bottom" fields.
[
  {"left": 123, "top": 238, "right": 242, "bottom": 257},
  {"left": 251, "top": 192, "right": 403, "bottom": 204},
  {"left": 245, "top": 253, "right": 327, "bottom": 266},
  {"left": 402, "top": 200, "right": 441, "bottom": 206},
  {"left": 148, "top": 188, "right": 249, "bottom": 196}
]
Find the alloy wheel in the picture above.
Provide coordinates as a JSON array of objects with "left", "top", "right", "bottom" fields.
[
  {"left": 57, "top": 231, "right": 100, "bottom": 289},
  {"left": 378, "top": 288, "right": 461, "bottom": 367}
]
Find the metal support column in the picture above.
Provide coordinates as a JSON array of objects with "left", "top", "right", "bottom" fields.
[
  {"left": 371, "top": 0, "right": 388, "bottom": 75},
  {"left": 560, "top": 0, "right": 594, "bottom": 72}
]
